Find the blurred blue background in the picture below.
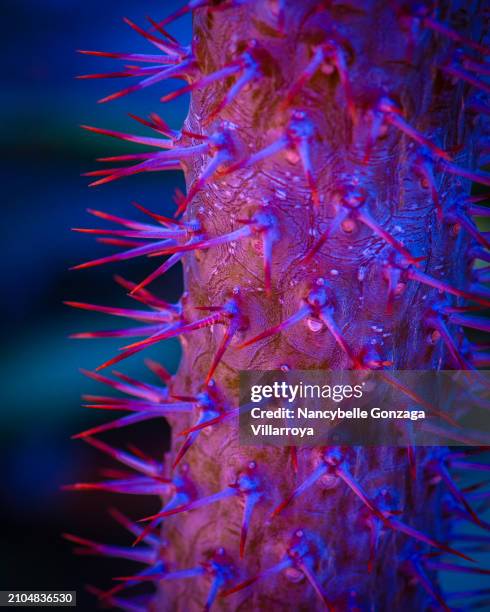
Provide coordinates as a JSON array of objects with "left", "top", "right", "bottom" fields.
[
  {"left": 1, "top": 1, "right": 489, "bottom": 609},
  {"left": 1, "top": 1, "right": 190, "bottom": 608}
]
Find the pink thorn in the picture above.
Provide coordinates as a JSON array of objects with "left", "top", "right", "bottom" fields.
[
  {"left": 123, "top": 17, "right": 185, "bottom": 57},
  {"left": 271, "top": 463, "right": 328, "bottom": 518},
  {"left": 131, "top": 201, "right": 183, "bottom": 227},
  {"left": 131, "top": 518, "right": 160, "bottom": 549},
  {"left": 98, "top": 61, "right": 193, "bottom": 104},
  {"left": 80, "top": 368, "right": 164, "bottom": 402},
  {"left": 112, "top": 370, "right": 165, "bottom": 394},
  {"left": 172, "top": 431, "right": 199, "bottom": 469},
  {"left": 221, "top": 575, "right": 261, "bottom": 597},
  {"left": 147, "top": 226, "right": 252, "bottom": 257},
  {"left": 357, "top": 211, "right": 423, "bottom": 265},
  {"left": 96, "top": 152, "right": 162, "bottom": 163},
  {"left": 239, "top": 304, "right": 310, "bottom": 349},
  {"left": 436, "top": 316, "right": 472, "bottom": 370},
  {"left": 388, "top": 518, "right": 473, "bottom": 562},
  {"left": 130, "top": 252, "right": 186, "bottom": 294},
  {"left": 95, "top": 344, "right": 161, "bottom": 372},
  {"left": 319, "top": 307, "right": 361, "bottom": 368},
  {"left": 262, "top": 233, "right": 274, "bottom": 295},
  {"left": 222, "top": 558, "right": 292, "bottom": 598},
  {"left": 145, "top": 17, "right": 181, "bottom": 45},
  {"left": 127, "top": 443, "right": 156, "bottom": 464},
  {"left": 142, "top": 488, "right": 236, "bottom": 522},
  {"left": 64, "top": 301, "right": 172, "bottom": 323},
  {"left": 384, "top": 113, "right": 451, "bottom": 161},
  {"left": 449, "top": 313, "right": 490, "bottom": 334},
  {"left": 205, "top": 321, "right": 240, "bottom": 385},
  {"left": 332, "top": 45, "right": 356, "bottom": 123},
  {"left": 296, "top": 137, "right": 320, "bottom": 206},
  {"left": 81, "top": 400, "right": 165, "bottom": 412},
  {"left": 63, "top": 533, "right": 154, "bottom": 564},
  {"left": 73, "top": 412, "right": 164, "bottom": 439},
  {"left": 63, "top": 477, "right": 168, "bottom": 496},
  {"left": 463, "top": 57, "right": 490, "bottom": 77},
  {"left": 298, "top": 561, "right": 333, "bottom": 611},
  {"left": 109, "top": 508, "right": 160, "bottom": 546},
  {"left": 174, "top": 154, "right": 224, "bottom": 216},
  {"left": 70, "top": 324, "right": 164, "bottom": 339},
  {"left": 70, "top": 239, "right": 175, "bottom": 270},
  {"left": 145, "top": 358, "right": 173, "bottom": 384},
  {"left": 240, "top": 493, "right": 260, "bottom": 558},
  {"left": 441, "top": 64, "right": 490, "bottom": 95},
  {"left": 454, "top": 213, "right": 490, "bottom": 249},
  {"left": 74, "top": 403, "right": 192, "bottom": 438},
  {"left": 468, "top": 203, "right": 490, "bottom": 217},
  {"left": 78, "top": 68, "right": 153, "bottom": 80},
  {"left": 281, "top": 46, "right": 324, "bottom": 109},
  {"left": 438, "top": 463, "right": 485, "bottom": 528},
  {"left": 408, "top": 268, "right": 490, "bottom": 307},
  {"left": 467, "top": 192, "right": 490, "bottom": 203},
  {"left": 96, "top": 238, "right": 144, "bottom": 248},
  {"left": 301, "top": 207, "right": 350, "bottom": 264},
  {"left": 113, "top": 275, "right": 178, "bottom": 310},
  {"left": 171, "top": 394, "right": 198, "bottom": 402},
  {"left": 378, "top": 371, "right": 459, "bottom": 427},
  {"left": 95, "top": 151, "right": 165, "bottom": 167},
  {"left": 450, "top": 460, "right": 490, "bottom": 472},
  {"left": 178, "top": 409, "right": 238, "bottom": 437},
  {"left": 77, "top": 50, "right": 175, "bottom": 64},
  {"left": 407, "top": 560, "right": 452, "bottom": 612},
  {"left": 73, "top": 226, "right": 184, "bottom": 240},
  {"left": 81, "top": 124, "right": 173, "bottom": 149},
  {"left": 151, "top": 0, "right": 208, "bottom": 29},
  {"left": 425, "top": 561, "right": 490, "bottom": 575},
  {"left": 82, "top": 436, "right": 160, "bottom": 477},
  {"left": 87, "top": 150, "right": 195, "bottom": 181},
  {"left": 127, "top": 111, "right": 175, "bottom": 136},
  {"left": 161, "top": 64, "right": 241, "bottom": 103},
  {"left": 82, "top": 394, "right": 128, "bottom": 404},
  {"left": 122, "top": 312, "right": 224, "bottom": 351},
  {"left": 84, "top": 167, "right": 131, "bottom": 177},
  {"left": 221, "top": 557, "right": 293, "bottom": 597},
  {"left": 86, "top": 160, "right": 181, "bottom": 187},
  {"left": 423, "top": 17, "right": 490, "bottom": 56},
  {"left": 336, "top": 467, "right": 385, "bottom": 521},
  {"left": 289, "top": 446, "right": 298, "bottom": 473},
  {"left": 224, "top": 136, "right": 289, "bottom": 175},
  {"left": 471, "top": 351, "right": 490, "bottom": 367},
  {"left": 205, "top": 61, "right": 261, "bottom": 124},
  {"left": 87, "top": 207, "right": 157, "bottom": 230}
]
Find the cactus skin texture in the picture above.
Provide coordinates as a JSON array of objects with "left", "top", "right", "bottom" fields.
[{"left": 65, "top": 1, "right": 490, "bottom": 610}]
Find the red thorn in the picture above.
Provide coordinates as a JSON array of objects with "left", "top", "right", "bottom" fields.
[
  {"left": 239, "top": 305, "right": 310, "bottom": 349},
  {"left": 271, "top": 463, "right": 328, "bottom": 518},
  {"left": 409, "top": 268, "right": 490, "bottom": 308}
]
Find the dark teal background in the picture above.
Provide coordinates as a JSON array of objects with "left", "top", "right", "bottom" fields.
[{"left": 1, "top": 2, "right": 189, "bottom": 608}]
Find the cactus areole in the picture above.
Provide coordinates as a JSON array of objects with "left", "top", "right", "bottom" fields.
[{"left": 67, "top": 1, "right": 490, "bottom": 610}]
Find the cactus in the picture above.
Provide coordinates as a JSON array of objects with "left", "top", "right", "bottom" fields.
[{"left": 65, "top": 1, "right": 490, "bottom": 610}]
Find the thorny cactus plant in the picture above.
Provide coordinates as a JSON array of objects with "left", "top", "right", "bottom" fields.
[{"left": 65, "top": 1, "right": 490, "bottom": 610}]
